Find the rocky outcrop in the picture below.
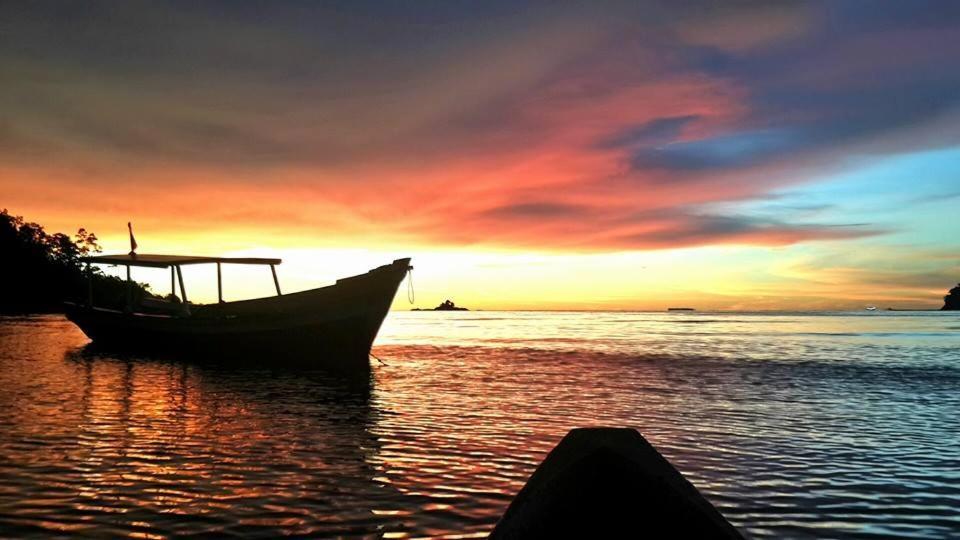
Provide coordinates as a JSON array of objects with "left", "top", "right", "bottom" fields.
[
  {"left": 434, "top": 299, "right": 468, "bottom": 311},
  {"left": 411, "top": 299, "right": 469, "bottom": 311}
]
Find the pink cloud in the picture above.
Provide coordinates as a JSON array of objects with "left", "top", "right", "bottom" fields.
[{"left": 0, "top": 8, "right": 905, "bottom": 253}]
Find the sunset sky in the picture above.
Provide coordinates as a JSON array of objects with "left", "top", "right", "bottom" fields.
[{"left": 2, "top": 1, "right": 959, "bottom": 310}]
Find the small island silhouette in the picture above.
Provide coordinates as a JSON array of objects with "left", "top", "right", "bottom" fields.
[
  {"left": 943, "top": 283, "right": 960, "bottom": 311},
  {"left": 412, "top": 299, "right": 469, "bottom": 311}
]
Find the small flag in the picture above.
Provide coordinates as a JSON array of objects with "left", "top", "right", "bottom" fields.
[{"left": 128, "top": 222, "right": 138, "bottom": 255}]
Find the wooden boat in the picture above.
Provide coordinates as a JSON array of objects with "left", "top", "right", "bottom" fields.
[
  {"left": 491, "top": 427, "right": 743, "bottom": 539},
  {"left": 65, "top": 254, "right": 411, "bottom": 371}
]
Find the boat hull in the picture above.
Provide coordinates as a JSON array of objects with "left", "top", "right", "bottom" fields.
[
  {"left": 65, "top": 258, "right": 411, "bottom": 371},
  {"left": 491, "top": 427, "right": 743, "bottom": 539}
]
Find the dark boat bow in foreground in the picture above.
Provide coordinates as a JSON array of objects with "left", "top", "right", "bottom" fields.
[
  {"left": 66, "top": 255, "right": 411, "bottom": 371},
  {"left": 492, "top": 427, "right": 742, "bottom": 539}
]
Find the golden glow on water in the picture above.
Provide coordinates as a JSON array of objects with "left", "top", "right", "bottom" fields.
[{"left": 0, "top": 313, "right": 959, "bottom": 537}]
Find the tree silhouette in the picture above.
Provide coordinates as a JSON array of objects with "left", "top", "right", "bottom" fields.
[
  {"left": 943, "top": 284, "right": 960, "bottom": 311},
  {"left": 0, "top": 209, "right": 149, "bottom": 313}
]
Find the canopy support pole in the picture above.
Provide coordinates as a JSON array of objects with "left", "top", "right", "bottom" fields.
[
  {"left": 170, "top": 266, "right": 175, "bottom": 298},
  {"left": 175, "top": 265, "right": 190, "bottom": 315},
  {"left": 217, "top": 262, "right": 223, "bottom": 303},
  {"left": 125, "top": 264, "right": 132, "bottom": 313},
  {"left": 270, "top": 264, "right": 281, "bottom": 296},
  {"left": 86, "top": 263, "right": 93, "bottom": 308}
]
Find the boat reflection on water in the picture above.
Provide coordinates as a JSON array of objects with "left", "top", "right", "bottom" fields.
[{"left": 30, "top": 345, "right": 408, "bottom": 537}]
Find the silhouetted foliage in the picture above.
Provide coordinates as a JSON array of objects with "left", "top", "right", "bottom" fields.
[
  {"left": 0, "top": 209, "right": 150, "bottom": 313},
  {"left": 435, "top": 299, "right": 468, "bottom": 311},
  {"left": 943, "top": 284, "right": 960, "bottom": 311},
  {"left": 411, "top": 299, "right": 469, "bottom": 311}
]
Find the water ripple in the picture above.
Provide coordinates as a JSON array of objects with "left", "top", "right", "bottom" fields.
[{"left": 0, "top": 313, "right": 958, "bottom": 538}]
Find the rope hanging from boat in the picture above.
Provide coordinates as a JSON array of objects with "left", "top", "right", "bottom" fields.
[{"left": 406, "top": 267, "right": 415, "bottom": 304}]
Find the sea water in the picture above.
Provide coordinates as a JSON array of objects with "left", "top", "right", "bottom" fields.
[{"left": 0, "top": 311, "right": 958, "bottom": 538}]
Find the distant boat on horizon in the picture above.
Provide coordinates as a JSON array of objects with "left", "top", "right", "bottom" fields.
[
  {"left": 668, "top": 307, "right": 695, "bottom": 311},
  {"left": 65, "top": 252, "right": 411, "bottom": 372},
  {"left": 865, "top": 306, "right": 878, "bottom": 311}
]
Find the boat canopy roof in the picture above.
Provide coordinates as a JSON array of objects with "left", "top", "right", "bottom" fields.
[{"left": 83, "top": 254, "right": 282, "bottom": 268}]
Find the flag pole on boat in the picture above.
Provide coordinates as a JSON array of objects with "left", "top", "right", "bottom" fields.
[
  {"left": 125, "top": 222, "right": 137, "bottom": 311},
  {"left": 127, "top": 222, "right": 138, "bottom": 256}
]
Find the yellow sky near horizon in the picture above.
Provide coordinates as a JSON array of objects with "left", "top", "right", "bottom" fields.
[{"left": 75, "top": 227, "right": 947, "bottom": 312}]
